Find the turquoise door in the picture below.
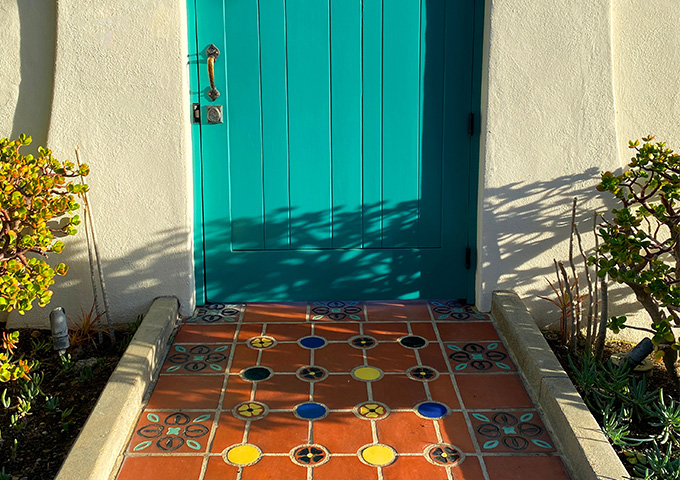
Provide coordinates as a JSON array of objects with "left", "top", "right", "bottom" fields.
[{"left": 189, "top": 0, "right": 482, "bottom": 303}]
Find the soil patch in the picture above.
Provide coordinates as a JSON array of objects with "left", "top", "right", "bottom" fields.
[{"left": 1, "top": 327, "right": 130, "bottom": 480}]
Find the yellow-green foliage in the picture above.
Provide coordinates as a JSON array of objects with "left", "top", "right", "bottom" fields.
[{"left": 0, "top": 134, "right": 88, "bottom": 313}]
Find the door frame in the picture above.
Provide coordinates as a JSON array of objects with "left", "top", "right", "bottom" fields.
[{"left": 186, "top": 0, "right": 484, "bottom": 305}]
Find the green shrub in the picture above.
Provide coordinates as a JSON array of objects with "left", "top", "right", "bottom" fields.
[
  {"left": 0, "top": 134, "right": 88, "bottom": 314},
  {"left": 592, "top": 136, "right": 680, "bottom": 378}
]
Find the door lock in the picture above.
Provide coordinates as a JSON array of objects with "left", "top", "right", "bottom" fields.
[{"left": 206, "top": 105, "right": 223, "bottom": 124}]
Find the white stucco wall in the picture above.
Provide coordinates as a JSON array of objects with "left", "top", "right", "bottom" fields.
[
  {"left": 477, "top": 0, "right": 622, "bottom": 326},
  {"left": 612, "top": 0, "right": 680, "bottom": 150},
  {"left": 478, "top": 0, "right": 680, "bottom": 335},
  {"left": 2, "top": 0, "right": 195, "bottom": 327}
]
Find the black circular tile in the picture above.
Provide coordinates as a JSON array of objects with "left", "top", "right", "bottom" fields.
[
  {"left": 241, "top": 366, "right": 273, "bottom": 382},
  {"left": 398, "top": 335, "right": 427, "bottom": 349},
  {"left": 349, "top": 335, "right": 378, "bottom": 349}
]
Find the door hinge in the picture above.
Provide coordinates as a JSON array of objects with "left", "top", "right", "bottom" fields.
[
  {"left": 468, "top": 113, "right": 474, "bottom": 137},
  {"left": 465, "top": 247, "right": 472, "bottom": 270},
  {"left": 192, "top": 103, "right": 201, "bottom": 123}
]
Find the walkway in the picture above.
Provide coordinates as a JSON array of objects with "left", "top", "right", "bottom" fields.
[{"left": 114, "top": 300, "right": 571, "bottom": 480}]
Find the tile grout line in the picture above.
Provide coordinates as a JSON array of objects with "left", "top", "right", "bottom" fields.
[
  {"left": 410, "top": 319, "right": 453, "bottom": 480},
  {"left": 198, "top": 304, "right": 245, "bottom": 480},
  {"left": 428, "top": 301, "right": 491, "bottom": 480}
]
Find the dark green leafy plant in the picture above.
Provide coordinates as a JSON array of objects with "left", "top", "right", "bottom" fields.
[
  {"left": 592, "top": 136, "right": 680, "bottom": 379},
  {"left": 619, "top": 375, "right": 657, "bottom": 423},
  {"left": 631, "top": 442, "right": 680, "bottom": 480},
  {"left": 0, "top": 134, "right": 89, "bottom": 314},
  {"left": 649, "top": 390, "right": 680, "bottom": 446}
]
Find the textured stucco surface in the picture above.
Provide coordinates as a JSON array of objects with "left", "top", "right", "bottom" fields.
[
  {"left": 477, "top": 0, "right": 621, "bottom": 326},
  {"left": 612, "top": 0, "right": 680, "bottom": 151},
  {"left": 4, "top": 0, "right": 195, "bottom": 327},
  {"left": 0, "top": 1, "right": 56, "bottom": 150}
]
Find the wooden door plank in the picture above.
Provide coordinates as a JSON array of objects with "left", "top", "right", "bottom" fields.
[
  {"left": 286, "top": 0, "right": 332, "bottom": 249},
  {"left": 418, "top": 0, "right": 446, "bottom": 248},
  {"left": 260, "top": 0, "right": 291, "bottom": 249},
  {"left": 224, "top": 0, "right": 264, "bottom": 250},
  {"left": 330, "top": 0, "right": 362, "bottom": 248},
  {"left": 196, "top": 0, "right": 232, "bottom": 301},
  {"left": 362, "top": 0, "right": 383, "bottom": 248},
  {"left": 382, "top": 0, "right": 421, "bottom": 248}
]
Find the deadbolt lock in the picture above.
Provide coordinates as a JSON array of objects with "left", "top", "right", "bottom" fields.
[{"left": 206, "top": 105, "right": 223, "bottom": 124}]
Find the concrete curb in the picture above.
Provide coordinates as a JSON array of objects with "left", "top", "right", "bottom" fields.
[
  {"left": 55, "top": 297, "right": 178, "bottom": 480},
  {"left": 491, "top": 290, "right": 628, "bottom": 480}
]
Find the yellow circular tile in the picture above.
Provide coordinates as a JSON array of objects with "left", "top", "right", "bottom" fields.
[
  {"left": 360, "top": 444, "right": 397, "bottom": 466},
  {"left": 224, "top": 444, "right": 261, "bottom": 466},
  {"left": 352, "top": 366, "right": 383, "bottom": 381}
]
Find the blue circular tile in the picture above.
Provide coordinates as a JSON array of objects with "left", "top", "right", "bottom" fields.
[
  {"left": 416, "top": 402, "right": 449, "bottom": 419},
  {"left": 295, "top": 402, "right": 328, "bottom": 420},
  {"left": 298, "top": 336, "right": 327, "bottom": 349}
]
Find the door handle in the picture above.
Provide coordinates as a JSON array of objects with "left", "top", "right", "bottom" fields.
[{"left": 206, "top": 44, "right": 220, "bottom": 101}]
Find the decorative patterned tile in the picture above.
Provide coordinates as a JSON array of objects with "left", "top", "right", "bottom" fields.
[
  {"left": 470, "top": 410, "right": 555, "bottom": 453},
  {"left": 309, "top": 301, "right": 366, "bottom": 321},
  {"left": 445, "top": 341, "right": 516, "bottom": 373},
  {"left": 429, "top": 301, "right": 491, "bottom": 321},
  {"left": 161, "top": 344, "right": 230, "bottom": 374},
  {"left": 127, "top": 411, "right": 214, "bottom": 454},
  {"left": 186, "top": 303, "right": 244, "bottom": 323}
]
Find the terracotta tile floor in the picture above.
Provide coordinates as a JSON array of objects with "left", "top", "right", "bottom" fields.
[{"left": 115, "top": 300, "right": 572, "bottom": 480}]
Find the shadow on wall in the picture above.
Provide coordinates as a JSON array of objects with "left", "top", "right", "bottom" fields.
[
  {"left": 12, "top": 1, "right": 57, "bottom": 152},
  {"left": 9, "top": 227, "right": 193, "bottom": 329},
  {"left": 201, "top": 199, "right": 470, "bottom": 303},
  {"left": 482, "top": 168, "right": 639, "bottom": 323}
]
